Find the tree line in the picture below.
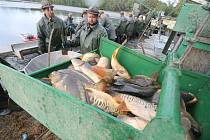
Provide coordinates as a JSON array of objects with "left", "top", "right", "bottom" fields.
[{"left": 28, "top": 0, "right": 185, "bottom": 17}]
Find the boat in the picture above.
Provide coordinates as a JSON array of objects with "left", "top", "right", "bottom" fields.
[{"left": 11, "top": 40, "right": 38, "bottom": 59}]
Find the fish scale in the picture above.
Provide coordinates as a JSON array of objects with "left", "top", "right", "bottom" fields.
[
  {"left": 50, "top": 68, "right": 93, "bottom": 102},
  {"left": 113, "top": 93, "right": 157, "bottom": 121}
]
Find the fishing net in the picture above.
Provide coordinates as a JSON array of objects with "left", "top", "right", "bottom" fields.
[{"left": 181, "top": 48, "right": 210, "bottom": 74}]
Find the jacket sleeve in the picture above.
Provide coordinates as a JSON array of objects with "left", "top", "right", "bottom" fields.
[
  {"left": 100, "top": 29, "right": 108, "bottom": 38},
  {"left": 61, "top": 20, "right": 68, "bottom": 48},
  {"left": 69, "top": 27, "right": 81, "bottom": 47},
  {"left": 97, "top": 29, "right": 108, "bottom": 49},
  {"left": 37, "top": 22, "right": 46, "bottom": 53}
]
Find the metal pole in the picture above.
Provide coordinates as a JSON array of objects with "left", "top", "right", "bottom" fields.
[{"left": 48, "top": 28, "right": 55, "bottom": 67}]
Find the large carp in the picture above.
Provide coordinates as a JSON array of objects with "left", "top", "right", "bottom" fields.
[
  {"left": 111, "top": 47, "right": 131, "bottom": 79},
  {"left": 49, "top": 68, "right": 93, "bottom": 102},
  {"left": 112, "top": 93, "right": 157, "bottom": 121},
  {"left": 71, "top": 59, "right": 102, "bottom": 83},
  {"left": 84, "top": 85, "right": 129, "bottom": 116}
]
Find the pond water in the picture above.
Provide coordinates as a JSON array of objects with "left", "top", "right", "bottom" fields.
[{"left": 0, "top": 7, "right": 80, "bottom": 53}]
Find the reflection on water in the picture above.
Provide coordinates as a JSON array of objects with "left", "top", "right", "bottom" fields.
[
  {"left": 0, "top": 7, "right": 41, "bottom": 52},
  {"left": 0, "top": 7, "right": 79, "bottom": 53}
]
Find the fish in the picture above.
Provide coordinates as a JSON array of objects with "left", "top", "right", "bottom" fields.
[
  {"left": 112, "top": 93, "right": 157, "bottom": 121},
  {"left": 97, "top": 57, "right": 111, "bottom": 69},
  {"left": 180, "top": 99, "right": 202, "bottom": 138},
  {"left": 84, "top": 86, "right": 129, "bottom": 116},
  {"left": 71, "top": 58, "right": 85, "bottom": 71},
  {"left": 39, "top": 78, "right": 52, "bottom": 85},
  {"left": 71, "top": 59, "right": 102, "bottom": 83},
  {"left": 129, "top": 74, "right": 159, "bottom": 87},
  {"left": 145, "top": 89, "right": 161, "bottom": 104},
  {"left": 181, "top": 115, "right": 194, "bottom": 140},
  {"left": 49, "top": 68, "right": 93, "bottom": 102},
  {"left": 117, "top": 115, "right": 148, "bottom": 130},
  {"left": 86, "top": 81, "right": 109, "bottom": 92},
  {"left": 91, "top": 66, "right": 116, "bottom": 83},
  {"left": 109, "top": 78, "right": 158, "bottom": 98},
  {"left": 81, "top": 53, "right": 100, "bottom": 65},
  {"left": 182, "top": 111, "right": 202, "bottom": 137},
  {"left": 181, "top": 92, "right": 198, "bottom": 107},
  {"left": 111, "top": 47, "right": 131, "bottom": 79}
]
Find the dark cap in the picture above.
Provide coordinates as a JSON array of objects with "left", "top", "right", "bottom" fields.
[
  {"left": 41, "top": 0, "right": 54, "bottom": 9},
  {"left": 87, "top": 7, "right": 99, "bottom": 15}
]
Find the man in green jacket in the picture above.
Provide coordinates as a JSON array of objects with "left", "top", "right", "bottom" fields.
[
  {"left": 75, "top": 9, "right": 87, "bottom": 34},
  {"left": 116, "top": 11, "right": 127, "bottom": 43},
  {"left": 99, "top": 11, "right": 116, "bottom": 41},
  {"left": 125, "top": 13, "right": 135, "bottom": 40},
  {"left": 37, "top": 0, "right": 67, "bottom": 54},
  {"left": 70, "top": 7, "right": 108, "bottom": 54}
]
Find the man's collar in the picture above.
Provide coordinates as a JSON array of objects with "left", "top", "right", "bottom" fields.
[
  {"left": 87, "top": 22, "right": 99, "bottom": 30},
  {"left": 43, "top": 15, "right": 56, "bottom": 23}
]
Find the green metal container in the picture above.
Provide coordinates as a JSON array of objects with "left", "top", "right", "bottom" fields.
[{"left": 0, "top": 37, "right": 209, "bottom": 140}]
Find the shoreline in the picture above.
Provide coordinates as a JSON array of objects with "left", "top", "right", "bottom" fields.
[{"left": 0, "top": 0, "right": 120, "bottom": 19}]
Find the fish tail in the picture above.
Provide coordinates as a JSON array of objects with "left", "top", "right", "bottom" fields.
[{"left": 112, "top": 47, "right": 121, "bottom": 58}]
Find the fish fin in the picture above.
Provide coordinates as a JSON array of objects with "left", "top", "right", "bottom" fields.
[
  {"left": 96, "top": 81, "right": 108, "bottom": 91},
  {"left": 151, "top": 72, "right": 159, "bottom": 82},
  {"left": 112, "top": 47, "right": 121, "bottom": 58},
  {"left": 79, "top": 55, "right": 83, "bottom": 60},
  {"left": 42, "top": 77, "right": 51, "bottom": 82},
  {"left": 91, "top": 66, "right": 106, "bottom": 77},
  {"left": 118, "top": 101, "right": 130, "bottom": 112},
  {"left": 113, "top": 96, "right": 124, "bottom": 104},
  {"left": 113, "top": 96, "right": 129, "bottom": 112}
]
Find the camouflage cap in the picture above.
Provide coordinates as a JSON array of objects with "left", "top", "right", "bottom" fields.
[
  {"left": 68, "top": 12, "right": 73, "bottom": 17},
  {"left": 82, "top": 9, "right": 87, "bottom": 14},
  {"left": 41, "top": 0, "right": 54, "bottom": 9},
  {"left": 99, "top": 10, "right": 104, "bottom": 14},
  {"left": 87, "top": 7, "right": 99, "bottom": 15}
]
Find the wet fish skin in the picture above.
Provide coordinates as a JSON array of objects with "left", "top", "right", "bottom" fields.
[
  {"left": 181, "top": 92, "right": 198, "bottom": 107},
  {"left": 91, "top": 66, "right": 116, "bottom": 83},
  {"left": 181, "top": 99, "right": 202, "bottom": 137},
  {"left": 111, "top": 47, "right": 131, "bottom": 79},
  {"left": 114, "top": 75, "right": 160, "bottom": 88},
  {"left": 71, "top": 58, "right": 85, "bottom": 71},
  {"left": 40, "top": 78, "right": 52, "bottom": 85},
  {"left": 145, "top": 89, "right": 161, "bottom": 104},
  {"left": 71, "top": 59, "right": 102, "bottom": 83},
  {"left": 130, "top": 75, "right": 154, "bottom": 87},
  {"left": 85, "top": 86, "right": 128, "bottom": 116},
  {"left": 183, "top": 111, "right": 202, "bottom": 137},
  {"left": 113, "top": 93, "right": 157, "bottom": 121},
  {"left": 110, "top": 83, "right": 157, "bottom": 98},
  {"left": 49, "top": 69, "right": 93, "bottom": 102},
  {"left": 85, "top": 81, "right": 109, "bottom": 92},
  {"left": 81, "top": 53, "right": 100, "bottom": 62},
  {"left": 80, "top": 64, "right": 102, "bottom": 83},
  {"left": 97, "top": 57, "right": 111, "bottom": 69},
  {"left": 181, "top": 115, "right": 195, "bottom": 140}
]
